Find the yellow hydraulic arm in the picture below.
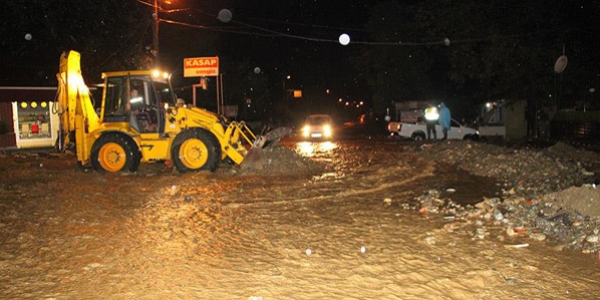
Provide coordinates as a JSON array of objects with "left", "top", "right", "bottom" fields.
[{"left": 55, "top": 51, "right": 99, "bottom": 161}]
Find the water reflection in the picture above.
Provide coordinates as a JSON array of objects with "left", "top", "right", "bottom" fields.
[
  {"left": 129, "top": 179, "right": 252, "bottom": 260},
  {"left": 295, "top": 141, "right": 338, "bottom": 158}
]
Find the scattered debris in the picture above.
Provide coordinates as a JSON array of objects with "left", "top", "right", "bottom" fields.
[{"left": 404, "top": 141, "right": 600, "bottom": 254}]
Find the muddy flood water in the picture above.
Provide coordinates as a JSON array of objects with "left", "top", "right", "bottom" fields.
[{"left": 1, "top": 139, "right": 600, "bottom": 299}]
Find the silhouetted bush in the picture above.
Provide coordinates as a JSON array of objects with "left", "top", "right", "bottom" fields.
[{"left": 0, "top": 120, "right": 8, "bottom": 135}]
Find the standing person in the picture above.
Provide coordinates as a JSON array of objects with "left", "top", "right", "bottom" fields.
[
  {"left": 424, "top": 104, "right": 439, "bottom": 140},
  {"left": 438, "top": 102, "right": 451, "bottom": 140}
]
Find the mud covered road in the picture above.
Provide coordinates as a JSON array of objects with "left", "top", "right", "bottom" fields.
[{"left": 1, "top": 139, "right": 599, "bottom": 299}]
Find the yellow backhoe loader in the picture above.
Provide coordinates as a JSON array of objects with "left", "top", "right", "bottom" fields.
[{"left": 56, "top": 50, "right": 262, "bottom": 173}]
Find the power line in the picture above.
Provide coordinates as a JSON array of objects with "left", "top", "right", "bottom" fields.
[
  {"left": 159, "top": 11, "right": 448, "bottom": 46},
  {"left": 146, "top": 3, "right": 600, "bottom": 47}
]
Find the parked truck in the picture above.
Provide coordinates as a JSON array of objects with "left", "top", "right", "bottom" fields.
[{"left": 387, "top": 119, "right": 479, "bottom": 141}]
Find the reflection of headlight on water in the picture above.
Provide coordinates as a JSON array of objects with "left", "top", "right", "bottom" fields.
[
  {"left": 298, "top": 141, "right": 314, "bottom": 156},
  {"left": 321, "top": 141, "right": 335, "bottom": 151},
  {"left": 296, "top": 141, "right": 337, "bottom": 157}
]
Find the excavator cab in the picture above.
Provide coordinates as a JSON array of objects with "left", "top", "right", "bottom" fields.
[{"left": 101, "top": 73, "right": 169, "bottom": 134}]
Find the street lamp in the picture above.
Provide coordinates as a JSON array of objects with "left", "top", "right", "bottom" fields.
[{"left": 282, "top": 75, "right": 291, "bottom": 102}]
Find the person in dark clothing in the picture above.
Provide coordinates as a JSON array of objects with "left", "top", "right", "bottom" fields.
[
  {"left": 438, "top": 102, "right": 451, "bottom": 140},
  {"left": 424, "top": 104, "right": 439, "bottom": 140}
]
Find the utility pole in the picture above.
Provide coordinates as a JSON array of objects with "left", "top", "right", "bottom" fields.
[
  {"left": 282, "top": 75, "right": 290, "bottom": 103},
  {"left": 153, "top": 0, "right": 160, "bottom": 67}
]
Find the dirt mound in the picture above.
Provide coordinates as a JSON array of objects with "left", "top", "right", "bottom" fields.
[
  {"left": 234, "top": 145, "right": 327, "bottom": 177},
  {"left": 418, "top": 140, "right": 600, "bottom": 197},
  {"left": 543, "top": 185, "right": 600, "bottom": 218},
  {"left": 411, "top": 140, "right": 600, "bottom": 253}
]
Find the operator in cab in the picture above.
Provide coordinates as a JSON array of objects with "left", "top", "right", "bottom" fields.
[
  {"left": 128, "top": 87, "right": 158, "bottom": 132},
  {"left": 126, "top": 88, "right": 142, "bottom": 132}
]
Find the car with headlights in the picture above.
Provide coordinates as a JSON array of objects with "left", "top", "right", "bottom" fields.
[
  {"left": 387, "top": 118, "right": 479, "bottom": 141},
  {"left": 302, "top": 114, "right": 334, "bottom": 139}
]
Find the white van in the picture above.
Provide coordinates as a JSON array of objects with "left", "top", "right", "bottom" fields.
[{"left": 302, "top": 114, "right": 334, "bottom": 139}]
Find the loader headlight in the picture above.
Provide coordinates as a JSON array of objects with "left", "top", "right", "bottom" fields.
[{"left": 152, "top": 70, "right": 171, "bottom": 80}]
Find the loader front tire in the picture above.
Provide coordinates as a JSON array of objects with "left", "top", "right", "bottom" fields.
[
  {"left": 91, "top": 133, "right": 140, "bottom": 173},
  {"left": 171, "top": 129, "right": 221, "bottom": 173}
]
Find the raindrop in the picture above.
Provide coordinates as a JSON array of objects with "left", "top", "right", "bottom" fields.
[
  {"left": 25, "top": 33, "right": 32, "bottom": 41},
  {"left": 254, "top": 67, "right": 261, "bottom": 74},
  {"left": 218, "top": 9, "right": 232, "bottom": 23},
  {"left": 444, "top": 38, "right": 450, "bottom": 46},
  {"left": 339, "top": 33, "right": 350, "bottom": 46}
]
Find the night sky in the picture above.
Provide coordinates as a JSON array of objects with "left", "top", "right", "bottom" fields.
[
  {"left": 2, "top": 0, "right": 599, "bottom": 123},
  {"left": 160, "top": 0, "right": 381, "bottom": 114},
  {"left": 1, "top": 0, "right": 382, "bottom": 121}
]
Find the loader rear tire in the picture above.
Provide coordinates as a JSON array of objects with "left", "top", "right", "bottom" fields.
[
  {"left": 91, "top": 133, "right": 140, "bottom": 173},
  {"left": 171, "top": 129, "right": 221, "bottom": 173}
]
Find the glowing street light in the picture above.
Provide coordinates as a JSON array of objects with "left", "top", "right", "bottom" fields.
[{"left": 282, "top": 75, "right": 291, "bottom": 102}]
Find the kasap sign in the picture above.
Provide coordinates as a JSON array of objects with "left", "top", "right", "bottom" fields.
[{"left": 183, "top": 57, "right": 219, "bottom": 77}]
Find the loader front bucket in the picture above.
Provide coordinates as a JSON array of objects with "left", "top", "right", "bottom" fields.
[
  {"left": 239, "top": 127, "right": 292, "bottom": 170},
  {"left": 222, "top": 121, "right": 256, "bottom": 165}
]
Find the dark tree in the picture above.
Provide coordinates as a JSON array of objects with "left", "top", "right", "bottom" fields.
[
  {"left": 358, "top": 0, "right": 600, "bottom": 115},
  {"left": 0, "top": 0, "right": 152, "bottom": 85}
]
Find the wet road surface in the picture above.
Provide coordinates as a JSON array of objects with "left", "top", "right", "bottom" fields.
[{"left": 0, "top": 138, "right": 599, "bottom": 299}]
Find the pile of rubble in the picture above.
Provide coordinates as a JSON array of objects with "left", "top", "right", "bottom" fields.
[
  {"left": 417, "top": 141, "right": 599, "bottom": 197},
  {"left": 412, "top": 140, "right": 600, "bottom": 254},
  {"left": 233, "top": 145, "right": 326, "bottom": 177}
]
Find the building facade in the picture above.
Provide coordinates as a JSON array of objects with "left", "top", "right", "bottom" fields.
[{"left": 0, "top": 87, "right": 61, "bottom": 149}]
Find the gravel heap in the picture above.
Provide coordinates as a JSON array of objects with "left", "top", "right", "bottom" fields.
[
  {"left": 412, "top": 140, "right": 600, "bottom": 254},
  {"left": 233, "top": 145, "right": 326, "bottom": 177},
  {"left": 417, "top": 141, "right": 599, "bottom": 197}
]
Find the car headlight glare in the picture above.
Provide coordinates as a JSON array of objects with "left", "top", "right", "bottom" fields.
[
  {"left": 302, "top": 125, "right": 310, "bottom": 136},
  {"left": 324, "top": 124, "right": 332, "bottom": 137}
]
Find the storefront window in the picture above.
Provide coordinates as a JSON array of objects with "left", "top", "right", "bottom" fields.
[{"left": 17, "top": 101, "right": 52, "bottom": 139}]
